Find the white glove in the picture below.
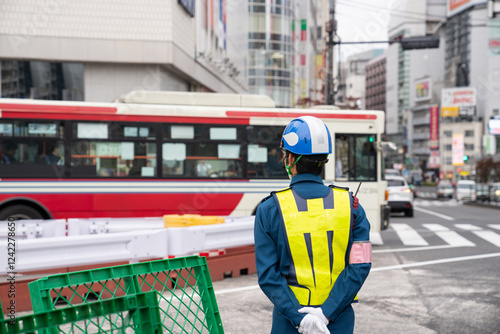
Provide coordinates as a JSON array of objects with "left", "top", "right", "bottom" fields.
[
  {"left": 298, "top": 307, "right": 329, "bottom": 326},
  {"left": 298, "top": 314, "right": 329, "bottom": 334}
]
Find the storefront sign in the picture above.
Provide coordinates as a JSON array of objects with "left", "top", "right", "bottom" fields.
[
  {"left": 483, "top": 134, "right": 497, "bottom": 155},
  {"left": 428, "top": 150, "right": 440, "bottom": 169},
  {"left": 430, "top": 105, "right": 439, "bottom": 149},
  {"left": 489, "top": 19, "right": 500, "bottom": 56},
  {"left": 452, "top": 133, "right": 464, "bottom": 166}
]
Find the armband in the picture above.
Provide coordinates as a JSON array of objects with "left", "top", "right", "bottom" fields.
[{"left": 349, "top": 241, "right": 372, "bottom": 264}]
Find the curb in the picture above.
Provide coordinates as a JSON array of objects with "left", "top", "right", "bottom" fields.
[{"left": 464, "top": 202, "right": 500, "bottom": 210}]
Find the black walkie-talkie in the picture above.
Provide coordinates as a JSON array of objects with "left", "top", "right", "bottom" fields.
[{"left": 354, "top": 182, "right": 362, "bottom": 197}]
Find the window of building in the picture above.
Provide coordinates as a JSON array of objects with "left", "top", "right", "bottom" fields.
[
  {"left": 444, "top": 131, "right": 452, "bottom": 138},
  {"left": 465, "top": 130, "right": 474, "bottom": 137},
  {"left": 445, "top": 144, "right": 452, "bottom": 151}
]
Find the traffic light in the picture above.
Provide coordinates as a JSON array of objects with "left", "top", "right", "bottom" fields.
[
  {"left": 463, "top": 155, "right": 469, "bottom": 162},
  {"left": 457, "top": 168, "right": 462, "bottom": 173},
  {"left": 400, "top": 35, "right": 440, "bottom": 50}
]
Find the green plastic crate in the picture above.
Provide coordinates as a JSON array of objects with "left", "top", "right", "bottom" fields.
[
  {"left": 0, "top": 291, "right": 162, "bottom": 333},
  {"left": 28, "top": 256, "right": 224, "bottom": 334}
]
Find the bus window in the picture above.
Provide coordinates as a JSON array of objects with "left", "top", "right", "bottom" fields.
[
  {"left": 2, "top": 120, "right": 63, "bottom": 138},
  {"left": 186, "top": 143, "right": 241, "bottom": 178},
  {"left": 335, "top": 134, "right": 377, "bottom": 181},
  {"left": 0, "top": 139, "right": 64, "bottom": 177},
  {"left": 246, "top": 126, "right": 287, "bottom": 179},
  {"left": 71, "top": 141, "right": 156, "bottom": 177}
]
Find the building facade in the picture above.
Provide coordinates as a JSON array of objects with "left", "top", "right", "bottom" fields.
[
  {"left": 247, "top": 0, "right": 322, "bottom": 108},
  {"left": 336, "top": 49, "right": 383, "bottom": 109},
  {"left": 0, "top": 0, "right": 248, "bottom": 102},
  {"left": 365, "top": 54, "right": 386, "bottom": 112},
  {"left": 386, "top": 1, "right": 447, "bottom": 172}
]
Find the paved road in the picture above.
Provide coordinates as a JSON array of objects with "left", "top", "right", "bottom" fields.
[{"left": 214, "top": 199, "right": 500, "bottom": 333}]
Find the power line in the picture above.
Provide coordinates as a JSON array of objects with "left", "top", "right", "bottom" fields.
[
  {"left": 337, "top": 0, "right": 447, "bottom": 20},
  {"left": 336, "top": 0, "right": 489, "bottom": 24}
]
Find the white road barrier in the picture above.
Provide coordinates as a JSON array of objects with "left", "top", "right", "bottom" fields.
[
  {"left": 0, "top": 229, "right": 169, "bottom": 274},
  {"left": 68, "top": 217, "right": 165, "bottom": 235},
  {"left": 0, "top": 219, "right": 66, "bottom": 239},
  {"left": 0, "top": 216, "right": 255, "bottom": 274}
]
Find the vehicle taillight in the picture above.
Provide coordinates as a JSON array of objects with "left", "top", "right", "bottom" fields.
[
  {"left": 385, "top": 189, "right": 389, "bottom": 201},
  {"left": 403, "top": 188, "right": 412, "bottom": 193}
]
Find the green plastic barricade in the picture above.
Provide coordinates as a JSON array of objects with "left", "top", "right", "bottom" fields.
[
  {"left": 28, "top": 256, "right": 224, "bottom": 334},
  {"left": 0, "top": 291, "right": 162, "bottom": 333}
]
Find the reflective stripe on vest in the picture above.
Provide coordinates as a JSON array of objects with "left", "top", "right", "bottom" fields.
[{"left": 273, "top": 187, "right": 353, "bottom": 306}]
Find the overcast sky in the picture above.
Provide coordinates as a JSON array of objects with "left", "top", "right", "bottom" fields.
[{"left": 335, "top": 0, "right": 391, "bottom": 59}]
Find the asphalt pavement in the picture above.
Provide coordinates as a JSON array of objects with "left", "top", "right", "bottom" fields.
[{"left": 214, "top": 198, "right": 500, "bottom": 334}]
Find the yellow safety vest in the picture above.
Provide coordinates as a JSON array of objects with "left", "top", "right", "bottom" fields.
[{"left": 273, "top": 186, "right": 353, "bottom": 306}]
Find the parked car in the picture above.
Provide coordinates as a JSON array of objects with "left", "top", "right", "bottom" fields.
[
  {"left": 385, "top": 169, "right": 401, "bottom": 177},
  {"left": 387, "top": 175, "right": 414, "bottom": 217},
  {"left": 490, "top": 183, "right": 500, "bottom": 202},
  {"left": 456, "top": 180, "right": 476, "bottom": 201},
  {"left": 436, "top": 183, "right": 454, "bottom": 199},
  {"left": 476, "top": 183, "right": 490, "bottom": 202}
]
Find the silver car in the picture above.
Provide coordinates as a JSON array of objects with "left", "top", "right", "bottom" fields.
[{"left": 387, "top": 175, "right": 414, "bottom": 217}]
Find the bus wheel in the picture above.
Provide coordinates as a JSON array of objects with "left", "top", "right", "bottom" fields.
[{"left": 0, "top": 205, "right": 44, "bottom": 220}]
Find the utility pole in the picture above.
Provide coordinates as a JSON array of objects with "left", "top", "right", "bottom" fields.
[{"left": 325, "top": 0, "right": 336, "bottom": 105}]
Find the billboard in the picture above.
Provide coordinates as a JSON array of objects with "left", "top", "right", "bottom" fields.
[
  {"left": 489, "top": 18, "right": 500, "bottom": 56},
  {"left": 415, "top": 78, "right": 432, "bottom": 102},
  {"left": 447, "top": 0, "right": 487, "bottom": 17},
  {"left": 489, "top": 118, "right": 500, "bottom": 135},
  {"left": 452, "top": 133, "right": 464, "bottom": 166},
  {"left": 430, "top": 105, "right": 439, "bottom": 149},
  {"left": 441, "top": 87, "right": 477, "bottom": 117},
  {"left": 483, "top": 135, "right": 497, "bottom": 155}
]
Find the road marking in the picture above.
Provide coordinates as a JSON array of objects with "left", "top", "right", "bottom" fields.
[
  {"left": 373, "top": 244, "right": 469, "bottom": 253},
  {"left": 371, "top": 252, "right": 500, "bottom": 272},
  {"left": 370, "top": 232, "right": 383, "bottom": 245},
  {"left": 473, "top": 231, "right": 500, "bottom": 247},
  {"left": 414, "top": 207, "right": 455, "bottom": 221},
  {"left": 213, "top": 252, "right": 500, "bottom": 295},
  {"left": 455, "top": 224, "right": 482, "bottom": 231},
  {"left": 422, "top": 224, "right": 475, "bottom": 247},
  {"left": 391, "top": 223, "right": 429, "bottom": 246},
  {"left": 488, "top": 224, "right": 500, "bottom": 231}
]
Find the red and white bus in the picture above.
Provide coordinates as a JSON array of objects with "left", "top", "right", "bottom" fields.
[{"left": 0, "top": 91, "right": 389, "bottom": 231}]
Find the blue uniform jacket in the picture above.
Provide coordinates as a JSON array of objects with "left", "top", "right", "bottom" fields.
[{"left": 254, "top": 173, "right": 371, "bottom": 328}]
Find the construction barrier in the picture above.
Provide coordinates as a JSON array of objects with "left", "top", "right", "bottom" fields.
[
  {"left": 0, "top": 291, "right": 162, "bottom": 333},
  {"left": 0, "top": 219, "right": 66, "bottom": 239},
  {"left": 27, "top": 256, "right": 224, "bottom": 334}
]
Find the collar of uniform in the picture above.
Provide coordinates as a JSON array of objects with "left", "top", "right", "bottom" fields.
[{"left": 290, "top": 173, "right": 324, "bottom": 186}]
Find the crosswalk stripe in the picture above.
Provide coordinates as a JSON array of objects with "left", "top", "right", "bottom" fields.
[
  {"left": 488, "top": 224, "right": 500, "bottom": 231},
  {"left": 391, "top": 223, "right": 429, "bottom": 246},
  {"left": 370, "top": 232, "right": 383, "bottom": 245},
  {"left": 414, "top": 207, "right": 455, "bottom": 221},
  {"left": 422, "top": 224, "right": 475, "bottom": 247},
  {"left": 455, "top": 224, "right": 482, "bottom": 231},
  {"left": 473, "top": 231, "right": 500, "bottom": 247}
]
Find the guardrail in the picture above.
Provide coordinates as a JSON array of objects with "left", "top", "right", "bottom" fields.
[
  {"left": 0, "top": 215, "right": 255, "bottom": 275},
  {"left": 0, "top": 219, "right": 66, "bottom": 239}
]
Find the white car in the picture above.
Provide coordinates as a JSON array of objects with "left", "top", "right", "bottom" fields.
[
  {"left": 456, "top": 180, "right": 476, "bottom": 202},
  {"left": 387, "top": 175, "right": 414, "bottom": 217},
  {"left": 436, "top": 182, "right": 454, "bottom": 199}
]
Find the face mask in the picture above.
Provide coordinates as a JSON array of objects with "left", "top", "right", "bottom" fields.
[{"left": 283, "top": 152, "right": 302, "bottom": 180}]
